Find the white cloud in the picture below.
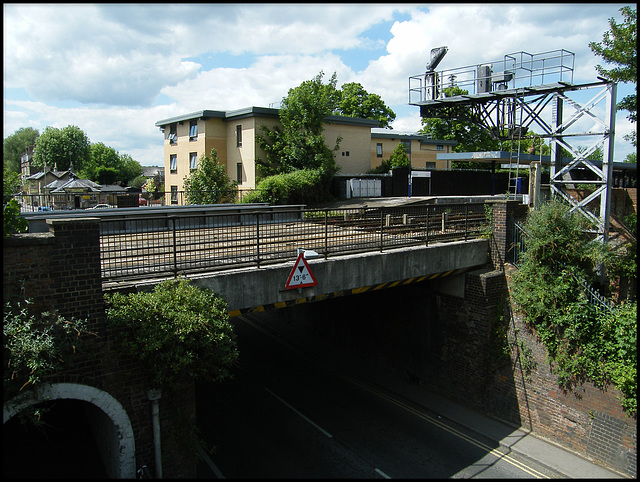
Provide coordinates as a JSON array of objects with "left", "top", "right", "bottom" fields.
[
  {"left": 160, "top": 53, "right": 356, "bottom": 113},
  {"left": 3, "top": 3, "right": 634, "bottom": 165}
]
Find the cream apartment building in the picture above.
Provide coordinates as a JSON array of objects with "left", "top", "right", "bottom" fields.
[
  {"left": 370, "top": 133, "right": 456, "bottom": 171},
  {"left": 155, "top": 107, "right": 455, "bottom": 204}
]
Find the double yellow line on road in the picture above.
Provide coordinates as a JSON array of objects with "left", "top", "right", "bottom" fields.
[
  {"left": 240, "top": 315, "right": 548, "bottom": 478},
  {"left": 342, "top": 375, "right": 549, "bottom": 479}
]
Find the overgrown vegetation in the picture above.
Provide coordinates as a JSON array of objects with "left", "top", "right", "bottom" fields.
[
  {"left": 3, "top": 171, "right": 28, "bottom": 237},
  {"left": 104, "top": 278, "right": 239, "bottom": 390},
  {"left": 510, "top": 199, "right": 637, "bottom": 416},
  {"left": 3, "top": 300, "right": 89, "bottom": 400},
  {"left": 241, "top": 168, "right": 325, "bottom": 206}
]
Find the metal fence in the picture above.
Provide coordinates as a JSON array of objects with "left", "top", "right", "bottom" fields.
[
  {"left": 99, "top": 203, "right": 488, "bottom": 282},
  {"left": 511, "top": 220, "right": 528, "bottom": 266}
]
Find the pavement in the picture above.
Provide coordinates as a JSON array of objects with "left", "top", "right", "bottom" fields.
[{"left": 247, "top": 312, "right": 627, "bottom": 479}]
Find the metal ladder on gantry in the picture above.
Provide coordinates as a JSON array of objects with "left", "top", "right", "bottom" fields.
[{"left": 410, "top": 48, "right": 618, "bottom": 243}]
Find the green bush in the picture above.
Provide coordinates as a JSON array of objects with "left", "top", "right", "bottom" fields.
[
  {"left": 511, "top": 199, "right": 636, "bottom": 416},
  {"left": 368, "top": 159, "right": 392, "bottom": 174},
  {"left": 104, "top": 278, "right": 239, "bottom": 389},
  {"left": 242, "top": 169, "right": 324, "bottom": 205},
  {"left": 3, "top": 199, "right": 28, "bottom": 238},
  {"left": 4, "top": 300, "right": 88, "bottom": 399}
]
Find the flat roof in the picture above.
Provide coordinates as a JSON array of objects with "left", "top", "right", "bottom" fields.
[
  {"left": 156, "top": 106, "right": 382, "bottom": 128},
  {"left": 372, "top": 132, "right": 457, "bottom": 145},
  {"left": 155, "top": 110, "right": 226, "bottom": 127}
]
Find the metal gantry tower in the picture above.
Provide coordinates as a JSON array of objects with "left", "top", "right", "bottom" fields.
[{"left": 409, "top": 49, "right": 617, "bottom": 242}]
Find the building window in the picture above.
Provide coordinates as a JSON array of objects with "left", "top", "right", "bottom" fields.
[
  {"left": 189, "top": 152, "right": 198, "bottom": 170},
  {"left": 436, "top": 145, "right": 444, "bottom": 151},
  {"left": 170, "top": 186, "right": 178, "bottom": 205},
  {"left": 237, "top": 163, "right": 243, "bottom": 183},
  {"left": 236, "top": 125, "right": 242, "bottom": 148},
  {"left": 168, "top": 124, "right": 177, "bottom": 144},
  {"left": 342, "top": 151, "right": 350, "bottom": 157},
  {"left": 376, "top": 143, "right": 383, "bottom": 158},
  {"left": 425, "top": 162, "right": 436, "bottom": 170},
  {"left": 170, "top": 155, "right": 177, "bottom": 173},
  {"left": 189, "top": 120, "right": 198, "bottom": 141},
  {"left": 401, "top": 140, "right": 411, "bottom": 153}
]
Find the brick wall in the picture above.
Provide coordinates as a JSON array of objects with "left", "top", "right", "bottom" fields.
[
  {"left": 3, "top": 218, "right": 196, "bottom": 478},
  {"left": 427, "top": 269, "right": 505, "bottom": 409},
  {"left": 480, "top": 201, "right": 637, "bottom": 477},
  {"left": 482, "top": 265, "right": 637, "bottom": 476}
]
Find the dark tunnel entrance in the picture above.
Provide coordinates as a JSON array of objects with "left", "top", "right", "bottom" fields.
[{"left": 3, "top": 399, "right": 108, "bottom": 479}]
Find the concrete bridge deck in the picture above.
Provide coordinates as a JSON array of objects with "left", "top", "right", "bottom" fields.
[
  {"left": 98, "top": 201, "right": 490, "bottom": 316},
  {"left": 27, "top": 199, "right": 492, "bottom": 316}
]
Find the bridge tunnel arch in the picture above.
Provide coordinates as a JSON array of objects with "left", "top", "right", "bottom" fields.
[
  {"left": 235, "top": 272, "right": 467, "bottom": 378},
  {"left": 3, "top": 382, "right": 136, "bottom": 479}
]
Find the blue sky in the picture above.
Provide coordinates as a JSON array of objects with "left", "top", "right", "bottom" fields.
[{"left": 3, "top": 3, "right": 635, "bottom": 166}]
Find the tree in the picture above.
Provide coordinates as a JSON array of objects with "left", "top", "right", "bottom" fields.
[
  {"left": 104, "top": 278, "right": 239, "bottom": 389},
  {"left": 95, "top": 167, "right": 119, "bottom": 185},
  {"left": 32, "top": 125, "right": 91, "bottom": 172},
  {"left": 3, "top": 170, "right": 22, "bottom": 199},
  {"left": 589, "top": 6, "right": 637, "bottom": 150},
  {"left": 183, "top": 148, "right": 237, "bottom": 205},
  {"left": 280, "top": 71, "right": 341, "bottom": 136},
  {"left": 3, "top": 127, "right": 39, "bottom": 174},
  {"left": 419, "top": 86, "right": 500, "bottom": 169},
  {"left": 81, "top": 143, "right": 142, "bottom": 186},
  {"left": 256, "top": 71, "right": 342, "bottom": 180},
  {"left": 83, "top": 142, "right": 120, "bottom": 180},
  {"left": 388, "top": 143, "right": 410, "bottom": 169},
  {"left": 116, "top": 154, "right": 143, "bottom": 187},
  {"left": 337, "top": 82, "right": 396, "bottom": 128},
  {"left": 255, "top": 72, "right": 396, "bottom": 202}
]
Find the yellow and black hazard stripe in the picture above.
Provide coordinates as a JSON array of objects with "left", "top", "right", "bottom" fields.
[{"left": 227, "top": 267, "right": 469, "bottom": 318}]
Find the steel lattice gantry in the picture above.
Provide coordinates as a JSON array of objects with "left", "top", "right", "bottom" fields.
[{"left": 409, "top": 49, "right": 617, "bottom": 242}]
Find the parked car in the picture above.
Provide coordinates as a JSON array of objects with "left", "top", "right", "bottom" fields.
[
  {"left": 139, "top": 196, "right": 147, "bottom": 206},
  {"left": 37, "top": 206, "right": 53, "bottom": 212},
  {"left": 90, "top": 204, "right": 115, "bottom": 209}
]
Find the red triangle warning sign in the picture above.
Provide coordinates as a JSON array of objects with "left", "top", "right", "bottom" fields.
[{"left": 285, "top": 252, "right": 318, "bottom": 289}]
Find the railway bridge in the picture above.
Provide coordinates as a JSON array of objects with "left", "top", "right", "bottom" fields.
[
  {"left": 5, "top": 198, "right": 517, "bottom": 478},
  {"left": 23, "top": 199, "right": 494, "bottom": 316}
]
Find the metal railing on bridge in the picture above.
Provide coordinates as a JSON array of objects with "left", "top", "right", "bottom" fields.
[{"left": 99, "top": 203, "right": 489, "bottom": 282}]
